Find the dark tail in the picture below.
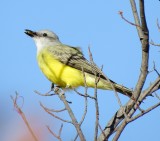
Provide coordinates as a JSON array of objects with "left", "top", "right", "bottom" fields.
[{"left": 114, "top": 83, "right": 132, "bottom": 98}]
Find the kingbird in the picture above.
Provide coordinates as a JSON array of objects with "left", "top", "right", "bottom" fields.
[{"left": 25, "top": 29, "right": 132, "bottom": 97}]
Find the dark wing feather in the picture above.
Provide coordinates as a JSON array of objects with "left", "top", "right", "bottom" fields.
[{"left": 47, "top": 44, "right": 107, "bottom": 80}]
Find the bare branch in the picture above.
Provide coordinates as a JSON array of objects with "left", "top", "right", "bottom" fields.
[
  {"left": 128, "top": 102, "right": 160, "bottom": 123},
  {"left": 150, "top": 40, "right": 160, "bottom": 47},
  {"left": 157, "top": 19, "right": 160, "bottom": 32},
  {"left": 11, "top": 93, "right": 38, "bottom": 141},
  {"left": 79, "top": 92, "right": 88, "bottom": 126},
  {"left": 73, "top": 93, "right": 88, "bottom": 141},
  {"left": 98, "top": 123, "right": 107, "bottom": 139},
  {"left": 132, "top": 0, "right": 149, "bottom": 99},
  {"left": 39, "top": 102, "right": 66, "bottom": 113},
  {"left": 153, "top": 61, "right": 160, "bottom": 76},
  {"left": 140, "top": 77, "right": 160, "bottom": 100},
  {"left": 47, "top": 124, "right": 63, "bottom": 141},
  {"left": 88, "top": 46, "right": 94, "bottom": 63},
  {"left": 118, "top": 11, "right": 141, "bottom": 28},
  {"left": 94, "top": 76, "right": 99, "bottom": 141},
  {"left": 112, "top": 77, "right": 160, "bottom": 141},
  {"left": 74, "top": 89, "right": 95, "bottom": 99},
  {"left": 112, "top": 119, "right": 126, "bottom": 141},
  {"left": 97, "top": 76, "right": 160, "bottom": 141},
  {"left": 95, "top": 62, "right": 130, "bottom": 120},
  {"left": 74, "top": 66, "right": 89, "bottom": 141},
  {"left": 150, "top": 19, "right": 160, "bottom": 47},
  {"left": 34, "top": 90, "right": 56, "bottom": 96},
  {"left": 130, "top": 0, "right": 143, "bottom": 40},
  {"left": 40, "top": 102, "right": 72, "bottom": 123},
  {"left": 88, "top": 47, "right": 128, "bottom": 110},
  {"left": 53, "top": 87, "right": 86, "bottom": 141},
  {"left": 155, "top": 93, "right": 160, "bottom": 100},
  {"left": 98, "top": 1, "right": 151, "bottom": 140}
]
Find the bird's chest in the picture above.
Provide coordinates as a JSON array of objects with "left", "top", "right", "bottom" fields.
[
  {"left": 37, "top": 50, "right": 84, "bottom": 88},
  {"left": 37, "top": 51, "right": 67, "bottom": 87}
]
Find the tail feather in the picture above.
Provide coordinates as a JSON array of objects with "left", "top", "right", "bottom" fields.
[{"left": 114, "top": 83, "right": 132, "bottom": 98}]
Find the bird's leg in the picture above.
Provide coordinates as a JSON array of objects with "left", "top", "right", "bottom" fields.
[
  {"left": 50, "top": 83, "right": 64, "bottom": 96},
  {"left": 51, "top": 83, "right": 63, "bottom": 91},
  {"left": 51, "top": 83, "right": 55, "bottom": 91},
  {"left": 50, "top": 84, "right": 72, "bottom": 104}
]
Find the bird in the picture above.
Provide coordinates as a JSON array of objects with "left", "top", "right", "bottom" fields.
[{"left": 25, "top": 29, "right": 132, "bottom": 97}]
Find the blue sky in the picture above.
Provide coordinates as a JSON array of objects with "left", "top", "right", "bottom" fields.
[{"left": 0, "top": 0, "right": 160, "bottom": 141}]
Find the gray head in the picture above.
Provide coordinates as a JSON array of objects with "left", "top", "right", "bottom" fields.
[{"left": 25, "top": 29, "right": 61, "bottom": 52}]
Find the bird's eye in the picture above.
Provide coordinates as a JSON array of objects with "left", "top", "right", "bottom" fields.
[{"left": 43, "top": 33, "right": 47, "bottom": 37}]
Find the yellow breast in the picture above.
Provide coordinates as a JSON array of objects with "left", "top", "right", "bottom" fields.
[{"left": 37, "top": 48, "right": 84, "bottom": 88}]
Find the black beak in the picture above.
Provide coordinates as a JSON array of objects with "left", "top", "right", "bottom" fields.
[{"left": 24, "top": 29, "right": 37, "bottom": 37}]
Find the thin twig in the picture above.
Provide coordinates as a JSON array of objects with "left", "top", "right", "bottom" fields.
[
  {"left": 119, "top": 11, "right": 141, "bottom": 28},
  {"left": 47, "top": 124, "right": 63, "bottom": 141},
  {"left": 155, "top": 93, "right": 160, "bottom": 100},
  {"left": 74, "top": 89, "right": 95, "bottom": 99},
  {"left": 46, "top": 108, "right": 66, "bottom": 113},
  {"left": 95, "top": 62, "right": 129, "bottom": 120},
  {"left": 153, "top": 61, "right": 160, "bottom": 76},
  {"left": 87, "top": 48, "right": 101, "bottom": 141},
  {"left": 74, "top": 68, "right": 88, "bottom": 141},
  {"left": 112, "top": 119, "right": 127, "bottom": 141},
  {"left": 88, "top": 46, "right": 94, "bottom": 63},
  {"left": 98, "top": 1, "right": 150, "bottom": 140},
  {"left": 40, "top": 102, "right": 72, "bottom": 123},
  {"left": 150, "top": 40, "right": 160, "bottom": 47},
  {"left": 94, "top": 76, "right": 99, "bottom": 141},
  {"left": 112, "top": 1, "right": 149, "bottom": 140},
  {"left": 34, "top": 90, "right": 56, "bottom": 96},
  {"left": 88, "top": 47, "right": 125, "bottom": 109},
  {"left": 149, "top": 61, "right": 160, "bottom": 75},
  {"left": 79, "top": 68, "right": 88, "bottom": 126},
  {"left": 79, "top": 93, "right": 88, "bottom": 125},
  {"left": 128, "top": 102, "right": 160, "bottom": 123},
  {"left": 73, "top": 92, "right": 88, "bottom": 141},
  {"left": 11, "top": 92, "right": 38, "bottom": 141},
  {"left": 140, "top": 77, "right": 160, "bottom": 99},
  {"left": 130, "top": 0, "right": 143, "bottom": 40},
  {"left": 88, "top": 47, "right": 100, "bottom": 141},
  {"left": 88, "top": 47, "right": 125, "bottom": 108},
  {"left": 54, "top": 88, "right": 86, "bottom": 141},
  {"left": 98, "top": 123, "right": 106, "bottom": 139},
  {"left": 157, "top": 19, "right": 160, "bottom": 32},
  {"left": 39, "top": 102, "right": 66, "bottom": 112},
  {"left": 88, "top": 47, "right": 130, "bottom": 140}
]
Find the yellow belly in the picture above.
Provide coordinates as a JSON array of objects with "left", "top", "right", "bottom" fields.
[
  {"left": 37, "top": 48, "right": 113, "bottom": 90},
  {"left": 37, "top": 49, "right": 84, "bottom": 88}
]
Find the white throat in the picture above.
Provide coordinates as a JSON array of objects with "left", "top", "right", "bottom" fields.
[{"left": 33, "top": 37, "right": 61, "bottom": 54}]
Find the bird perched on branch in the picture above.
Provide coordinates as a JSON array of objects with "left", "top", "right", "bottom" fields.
[{"left": 25, "top": 29, "right": 132, "bottom": 97}]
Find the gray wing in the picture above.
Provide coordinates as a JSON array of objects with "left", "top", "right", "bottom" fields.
[{"left": 47, "top": 44, "right": 107, "bottom": 80}]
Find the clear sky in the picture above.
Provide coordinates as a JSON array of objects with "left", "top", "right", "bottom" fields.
[{"left": 0, "top": 0, "right": 160, "bottom": 141}]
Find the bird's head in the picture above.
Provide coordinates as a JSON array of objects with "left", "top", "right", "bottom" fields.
[{"left": 25, "top": 29, "right": 61, "bottom": 52}]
